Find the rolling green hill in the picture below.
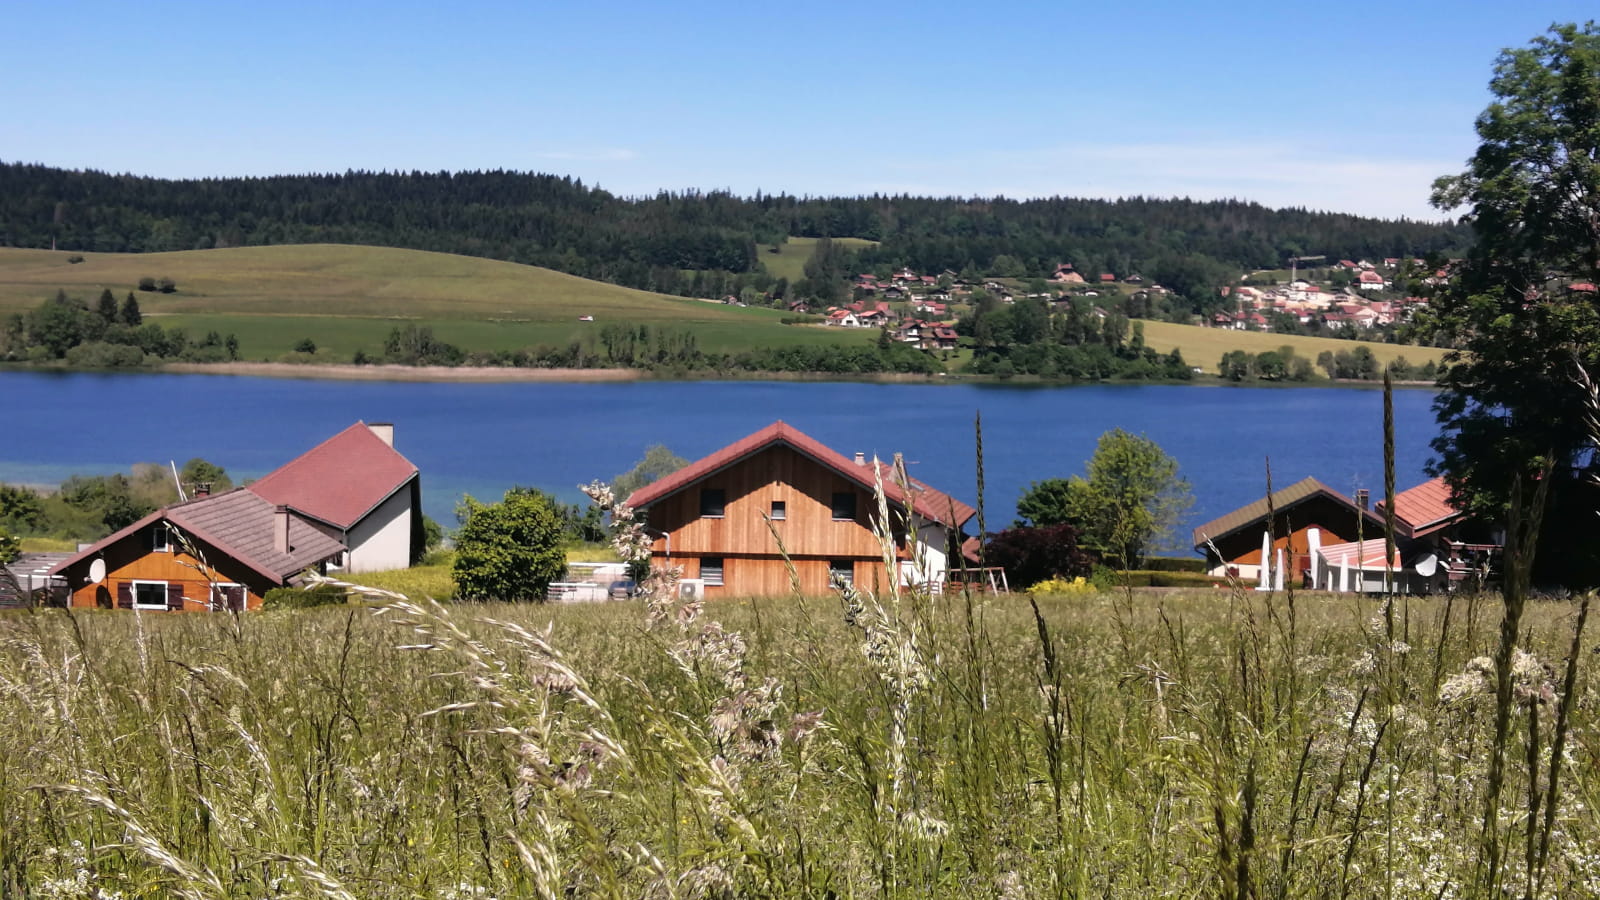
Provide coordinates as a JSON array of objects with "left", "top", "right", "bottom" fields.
[{"left": 0, "top": 244, "right": 874, "bottom": 359}]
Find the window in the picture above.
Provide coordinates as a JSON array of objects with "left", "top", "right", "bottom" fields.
[
  {"left": 151, "top": 523, "right": 171, "bottom": 552},
  {"left": 701, "top": 557, "right": 725, "bottom": 586},
  {"left": 831, "top": 492, "right": 857, "bottom": 521},
  {"left": 770, "top": 500, "right": 786, "bottom": 521},
  {"left": 210, "top": 583, "right": 245, "bottom": 612},
  {"left": 699, "top": 488, "right": 726, "bottom": 518},
  {"left": 829, "top": 560, "right": 855, "bottom": 588},
  {"left": 132, "top": 580, "right": 170, "bottom": 611}
]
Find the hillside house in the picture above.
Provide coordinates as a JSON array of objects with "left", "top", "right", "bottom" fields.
[
  {"left": 1198, "top": 476, "right": 1492, "bottom": 593},
  {"left": 625, "top": 422, "right": 976, "bottom": 597},
  {"left": 47, "top": 422, "right": 424, "bottom": 611},
  {"left": 50, "top": 489, "right": 347, "bottom": 611},
  {"left": 826, "top": 310, "right": 862, "bottom": 327},
  {"left": 1357, "top": 270, "right": 1387, "bottom": 291},
  {"left": 1192, "top": 477, "right": 1387, "bottom": 584},
  {"left": 247, "top": 422, "right": 423, "bottom": 573}
]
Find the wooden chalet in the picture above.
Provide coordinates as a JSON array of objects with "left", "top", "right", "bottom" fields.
[
  {"left": 1192, "top": 477, "right": 1386, "bottom": 583},
  {"left": 46, "top": 421, "right": 424, "bottom": 611},
  {"left": 50, "top": 489, "right": 346, "bottom": 611},
  {"left": 625, "top": 422, "right": 976, "bottom": 597}
]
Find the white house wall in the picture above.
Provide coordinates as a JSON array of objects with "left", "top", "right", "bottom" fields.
[{"left": 344, "top": 482, "right": 415, "bottom": 573}]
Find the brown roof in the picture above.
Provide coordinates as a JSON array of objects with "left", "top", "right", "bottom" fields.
[
  {"left": 1190, "top": 476, "right": 1387, "bottom": 548},
  {"left": 625, "top": 421, "right": 976, "bottom": 529},
  {"left": 50, "top": 489, "right": 346, "bottom": 585},
  {"left": 1378, "top": 477, "right": 1460, "bottom": 537},
  {"left": 249, "top": 422, "right": 418, "bottom": 529}
]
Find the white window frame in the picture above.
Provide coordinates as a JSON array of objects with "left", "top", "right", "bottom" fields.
[
  {"left": 770, "top": 500, "right": 787, "bottom": 521},
  {"left": 701, "top": 557, "right": 725, "bottom": 586},
  {"left": 131, "top": 579, "right": 170, "bottom": 611},
  {"left": 210, "top": 582, "right": 244, "bottom": 611},
  {"left": 151, "top": 523, "right": 171, "bottom": 552}
]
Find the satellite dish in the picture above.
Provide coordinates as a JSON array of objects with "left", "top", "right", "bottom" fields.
[
  {"left": 88, "top": 558, "right": 106, "bottom": 584},
  {"left": 1414, "top": 553, "right": 1438, "bottom": 577}
]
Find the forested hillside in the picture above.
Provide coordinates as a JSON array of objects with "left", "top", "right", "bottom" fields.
[{"left": 0, "top": 163, "right": 1470, "bottom": 303}]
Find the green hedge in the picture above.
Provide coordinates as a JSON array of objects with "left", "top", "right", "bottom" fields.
[
  {"left": 1143, "top": 556, "right": 1206, "bottom": 573},
  {"left": 1091, "top": 569, "right": 1223, "bottom": 588},
  {"left": 261, "top": 584, "right": 348, "bottom": 609}
]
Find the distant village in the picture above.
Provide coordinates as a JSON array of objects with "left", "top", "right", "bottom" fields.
[{"left": 769, "top": 257, "right": 1467, "bottom": 352}]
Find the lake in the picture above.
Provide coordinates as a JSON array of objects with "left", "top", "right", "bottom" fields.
[{"left": 0, "top": 372, "right": 1441, "bottom": 554}]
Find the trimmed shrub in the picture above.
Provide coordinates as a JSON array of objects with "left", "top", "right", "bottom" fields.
[{"left": 261, "top": 584, "right": 348, "bottom": 609}]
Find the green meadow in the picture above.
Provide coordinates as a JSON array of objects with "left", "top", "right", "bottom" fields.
[
  {"left": 0, "top": 583, "right": 1592, "bottom": 897},
  {"left": 756, "top": 236, "right": 880, "bottom": 283},
  {"left": 0, "top": 244, "right": 875, "bottom": 359}
]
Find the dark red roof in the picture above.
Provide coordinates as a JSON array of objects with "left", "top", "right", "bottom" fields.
[
  {"left": 1099, "top": 273, "right": 1116, "bottom": 282},
  {"left": 624, "top": 421, "right": 975, "bottom": 529},
  {"left": 249, "top": 423, "right": 418, "bottom": 529}
]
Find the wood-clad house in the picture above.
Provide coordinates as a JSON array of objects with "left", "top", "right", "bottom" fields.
[
  {"left": 625, "top": 422, "right": 976, "bottom": 597},
  {"left": 1192, "top": 477, "right": 1386, "bottom": 582},
  {"left": 46, "top": 421, "right": 424, "bottom": 611},
  {"left": 49, "top": 489, "right": 346, "bottom": 611}
]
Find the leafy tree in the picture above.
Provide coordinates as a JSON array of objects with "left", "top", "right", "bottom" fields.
[
  {"left": 179, "top": 458, "right": 233, "bottom": 494},
  {"left": 120, "top": 293, "right": 142, "bottom": 326},
  {"left": 1427, "top": 22, "right": 1600, "bottom": 527},
  {"left": 0, "top": 524, "right": 18, "bottom": 564},
  {"left": 984, "top": 524, "right": 1094, "bottom": 588},
  {"left": 452, "top": 488, "right": 569, "bottom": 602},
  {"left": 1016, "top": 429, "right": 1192, "bottom": 566},
  {"left": 0, "top": 483, "right": 46, "bottom": 532},
  {"left": 157, "top": 277, "right": 176, "bottom": 293},
  {"left": 137, "top": 277, "right": 156, "bottom": 292},
  {"left": 612, "top": 444, "right": 690, "bottom": 499},
  {"left": 293, "top": 338, "right": 317, "bottom": 354}
]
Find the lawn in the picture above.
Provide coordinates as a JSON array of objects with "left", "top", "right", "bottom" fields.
[
  {"left": 1139, "top": 319, "right": 1447, "bottom": 374},
  {"left": 757, "top": 236, "right": 880, "bottom": 283},
  {"left": 0, "top": 245, "right": 875, "bottom": 358},
  {"left": 0, "top": 584, "right": 1592, "bottom": 896}
]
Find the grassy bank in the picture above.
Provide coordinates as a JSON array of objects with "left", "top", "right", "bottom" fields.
[
  {"left": 1141, "top": 319, "right": 1448, "bottom": 370},
  {"left": 0, "top": 582, "right": 1592, "bottom": 896}
]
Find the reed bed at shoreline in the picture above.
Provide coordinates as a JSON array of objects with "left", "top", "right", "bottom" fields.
[{"left": 0, "top": 586, "right": 1593, "bottom": 898}]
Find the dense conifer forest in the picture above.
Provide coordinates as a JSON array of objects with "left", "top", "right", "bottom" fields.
[{"left": 0, "top": 163, "right": 1470, "bottom": 302}]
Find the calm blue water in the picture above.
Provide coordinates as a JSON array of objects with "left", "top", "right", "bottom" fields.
[{"left": 0, "top": 372, "right": 1440, "bottom": 553}]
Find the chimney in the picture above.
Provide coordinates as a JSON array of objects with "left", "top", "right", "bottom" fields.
[
  {"left": 368, "top": 422, "right": 394, "bottom": 447},
  {"left": 1355, "top": 489, "right": 1370, "bottom": 510},
  {"left": 854, "top": 451, "right": 866, "bottom": 466},
  {"left": 193, "top": 482, "right": 211, "bottom": 497},
  {"left": 274, "top": 505, "right": 291, "bottom": 554}
]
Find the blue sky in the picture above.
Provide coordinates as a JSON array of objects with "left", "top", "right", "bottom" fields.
[{"left": 5, "top": 1, "right": 1594, "bottom": 220}]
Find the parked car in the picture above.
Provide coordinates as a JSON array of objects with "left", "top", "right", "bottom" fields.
[{"left": 608, "top": 579, "right": 637, "bottom": 600}]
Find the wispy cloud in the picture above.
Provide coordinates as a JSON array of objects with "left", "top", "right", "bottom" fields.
[{"left": 534, "top": 148, "right": 638, "bottom": 162}]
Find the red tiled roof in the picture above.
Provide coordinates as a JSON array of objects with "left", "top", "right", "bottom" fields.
[
  {"left": 248, "top": 423, "right": 418, "bottom": 530},
  {"left": 49, "top": 489, "right": 346, "bottom": 585},
  {"left": 1378, "top": 477, "right": 1461, "bottom": 537},
  {"left": 624, "top": 421, "right": 976, "bottom": 529}
]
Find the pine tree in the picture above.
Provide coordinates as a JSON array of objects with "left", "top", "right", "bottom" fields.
[
  {"left": 96, "top": 289, "right": 117, "bottom": 323},
  {"left": 120, "top": 292, "right": 142, "bottom": 326}
]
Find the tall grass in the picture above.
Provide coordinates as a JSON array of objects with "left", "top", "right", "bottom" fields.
[{"left": 0, "top": 579, "right": 1594, "bottom": 897}]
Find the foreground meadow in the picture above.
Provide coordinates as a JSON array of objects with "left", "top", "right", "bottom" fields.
[{"left": 0, "top": 585, "right": 1593, "bottom": 898}]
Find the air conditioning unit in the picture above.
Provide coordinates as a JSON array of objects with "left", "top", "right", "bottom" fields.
[{"left": 678, "top": 578, "right": 706, "bottom": 599}]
